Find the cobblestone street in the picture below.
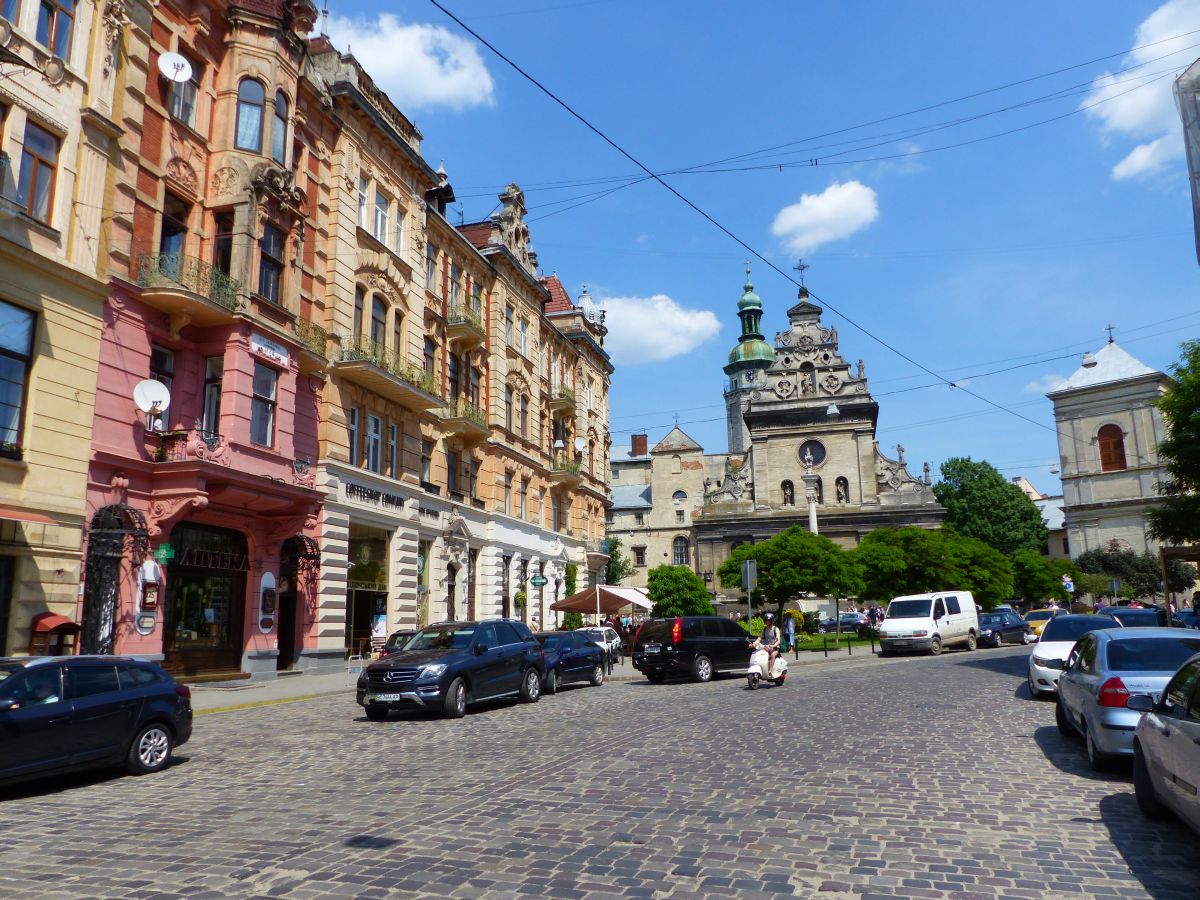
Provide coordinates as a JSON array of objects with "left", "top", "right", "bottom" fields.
[{"left": 2, "top": 647, "right": 1198, "bottom": 899}]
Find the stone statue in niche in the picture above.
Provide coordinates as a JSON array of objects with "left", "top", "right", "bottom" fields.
[
  {"left": 800, "top": 371, "right": 814, "bottom": 395},
  {"left": 857, "top": 359, "right": 865, "bottom": 379},
  {"left": 801, "top": 447, "right": 815, "bottom": 470},
  {"left": 836, "top": 479, "right": 848, "bottom": 502},
  {"left": 829, "top": 326, "right": 838, "bottom": 346},
  {"left": 782, "top": 482, "right": 794, "bottom": 505}
]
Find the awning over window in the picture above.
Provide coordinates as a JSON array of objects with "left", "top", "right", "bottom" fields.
[
  {"left": 0, "top": 506, "right": 58, "bottom": 525},
  {"left": 31, "top": 612, "right": 80, "bottom": 633}
]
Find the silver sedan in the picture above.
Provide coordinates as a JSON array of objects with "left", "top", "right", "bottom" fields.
[{"left": 1056, "top": 627, "right": 1200, "bottom": 770}]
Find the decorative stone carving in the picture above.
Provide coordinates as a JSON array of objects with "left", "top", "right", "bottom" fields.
[
  {"left": 211, "top": 167, "right": 240, "bottom": 197},
  {"left": 148, "top": 494, "right": 208, "bottom": 537},
  {"left": 166, "top": 158, "right": 199, "bottom": 194},
  {"left": 251, "top": 163, "right": 306, "bottom": 217},
  {"left": 101, "top": 0, "right": 131, "bottom": 77},
  {"left": 822, "top": 373, "right": 842, "bottom": 394},
  {"left": 706, "top": 456, "right": 753, "bottom": 505},
  {"left": 857, "top": 359, "right": 865, "bottom": 379},
  {"left": 774, "top": 379, "right": 794, "bottom": 399},
  {"left": 797, "top": 334, "right": 816, "bottom": 353}
]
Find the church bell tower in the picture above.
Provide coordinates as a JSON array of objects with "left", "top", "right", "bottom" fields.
[{"left": 723, "top": 267, "right": 775, "bottom": 453}]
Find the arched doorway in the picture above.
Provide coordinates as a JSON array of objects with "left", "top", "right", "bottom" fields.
[
  {"left": 163, "top": 523, "right": 248, "bottom": 675},
  {"left": 277, "top": 536, "right": 318, "bottom": 671},
  {"left": 82, "top": 504, "right": 150, "bottom": 655},
  {"left": 446, "top": 563, "right": 458, "bottom": 622}
]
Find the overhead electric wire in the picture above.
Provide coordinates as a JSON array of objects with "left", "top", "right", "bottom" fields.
[{"left": 428, "top": 0, "right": 1167, "bottom": 444}]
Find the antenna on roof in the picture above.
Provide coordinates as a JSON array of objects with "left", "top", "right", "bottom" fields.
[
  {"left": 456, "top": 203, "right": 464, "bottom": 225},
  {"left": 321, "top": 0, "right": 329, "bottom": 36}
]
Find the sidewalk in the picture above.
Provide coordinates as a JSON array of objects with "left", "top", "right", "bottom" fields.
[{"left": 189, "top": 645, "right": 882, "bottom": 715}]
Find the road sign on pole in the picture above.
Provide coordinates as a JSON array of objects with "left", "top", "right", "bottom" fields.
[
  {"left": 742, "top": 559, "right": 757, "bottom": 623},
  {"left": 1061, "top": 574, "right": 1074, "bottom": 594}
]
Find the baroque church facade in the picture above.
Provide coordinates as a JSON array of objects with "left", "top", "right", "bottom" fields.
[{"left": 608, "top": 271, "right": 944, "bottom": 602}]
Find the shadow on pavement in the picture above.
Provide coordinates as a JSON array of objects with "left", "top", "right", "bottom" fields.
[
  {"left": 0, "top": 754, "right": 191, "bottom": 802},
  {"left": 1098, "top": 791, "right": 1200, "bottom": 899},
  {"left": 1032, "top": 725, "right": 1130, "bottom": 783},
  {"left": 953, "top": 648, "right": 1029, "bottom": 679}
]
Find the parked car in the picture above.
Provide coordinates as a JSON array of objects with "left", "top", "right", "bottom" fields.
[
  {"left": 1172, "top": 609, "right": 1200, "bottom": 630},
  {"left": 819, "top": 612, "right": 867, "bottom": 634},
  {"left": 536, "top": 632, "right": 605, "bottom": 693},
  {"left": 1128, "top": 651, "right": 1200, "bottom": 834},
  {"left": 1024, "top": 607, "right": 1070, "bottom": 638},
  {"left": 632, "top": 616, "right": 752, "bottom": 683},
  {"left": 978, "top": 610, "right": 1032, "bottom": 647},
  {"left": 878, "top": 591, "right": 980, "bottom": 656},
  {"left": 379, "top": 630, "right": 418, "bottom": 658},
  {"left": 0, "top": 655, "right": 192, "bottom": 786},
  {"left": 1098, "top": 606, "right": 1171, "bottom": 628},
  {"left": 1058, "top": 629, "right": 1200, "bottom": 770},
  {"left": 357, "top": 620, "right": 545, "bottom": 719},
  {"left": 1028, "top": 614, "right": 1122, "bottom": 697},
  {"left": 578, "top": 626, "right": 622, "bottom": 663}
]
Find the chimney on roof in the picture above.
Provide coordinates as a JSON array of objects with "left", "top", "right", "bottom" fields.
[{"left": 631, "top": 434, "right": 648, "bottom": 457}]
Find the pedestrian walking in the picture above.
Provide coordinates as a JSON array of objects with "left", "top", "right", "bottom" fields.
[{"left": 783, "top": 613, "right": 795, "bottom": 652}]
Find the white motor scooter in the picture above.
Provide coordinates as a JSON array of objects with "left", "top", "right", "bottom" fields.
[{"left": 746, "top": 640, "right": 788, "bottom": 689}]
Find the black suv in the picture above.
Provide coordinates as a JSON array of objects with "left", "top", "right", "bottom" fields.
[
  {"left": 632, "top": 616, "right": 752, "bottom": 683},
  {"left": 1, "top": 655, "right": 193, "bottom": 786},
  {"left": 357, "top": 619, "right": 545, "bottom": 719}
]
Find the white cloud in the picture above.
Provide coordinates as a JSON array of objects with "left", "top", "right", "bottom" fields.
[
  {"left": 770, "top": 181, "right": 879, "bottom": 254},
  {"left": 324, "top": 14, "right": 495, "bottom": 111},
  {"left": 1083, "top": 0, "right": 1200, "bottom": 180},
  {"left": 1025, "top": 373, "right": 1067, "bottom": 394},
  {"left": 599, "top": 294, "right": 721, "bottom": 365}
]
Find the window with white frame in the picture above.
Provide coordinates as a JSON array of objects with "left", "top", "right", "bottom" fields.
[
  {"left": 366, "top": 414, "right": 382, "bottom": 473},
  {"left": 250, "top": 363, "right": 277, "bottom": 447},
  {"left": 147, "top": 344, "right": 174, "bottom": 431},
  {"left": 168, "top": 53, "right": 202, "bottom": 129},
  {"left": 358, "top": 176, "right": 369, "bottom": 229},
  {"left": 347, "top": 407, "right": 359, "bottom": 467},
  {"left": 373, "top": 189, "right": 389, "bottom": 244},
  {"left": 388, "top": 423, "right": 398, "bottom": 477},
  {"left": 519, "top": 318, "right": 529, "bottom": 356},
  {"left": 425, "top": 244, "right": 437, "bottom": 291},
  {"left": 395, "top": 207, "right": 406, "bottom": 255},
  {"left": 450, "top": 265, "right": 462, "bottom": 306}
]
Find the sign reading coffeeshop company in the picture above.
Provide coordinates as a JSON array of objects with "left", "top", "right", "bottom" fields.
[{"left": 345, "top": 482, "right": 407, "bottom": 511}]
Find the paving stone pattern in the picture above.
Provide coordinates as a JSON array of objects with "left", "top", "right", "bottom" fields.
[{"left": 1, "top": 647, "right": 1197, "bottom": 898}]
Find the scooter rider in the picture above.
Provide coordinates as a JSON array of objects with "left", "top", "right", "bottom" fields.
[{"left": 759, "top": 612, "right": 781, "bottom": 675}]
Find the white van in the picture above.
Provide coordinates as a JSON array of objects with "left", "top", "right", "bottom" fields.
[{"left": 879, "top": 591, "right": 979, "bottom": 656}]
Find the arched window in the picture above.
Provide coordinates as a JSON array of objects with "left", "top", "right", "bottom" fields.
[
  {"left": 392, "top": 309, "right": 403, "bottom": 354},
  {"left": 519, "top": 394, "right": 529, "bottom": 438},
  {"left": 835, "top": 477, "right": 849, "bottom": 503},
  {"left": 671, "top": 454, "right": 682, "bottom": 474},
  {"left": 781, "top": 480, "right": 794, "bottom": 506},
  {"left": 272, "top": 91, "right": 289, "bottom": 164},
  {"left": 504, "top": 386, "right": 514, "bottom": 432},
  {"left": 672, "top": 490, "right": 687, "bottom": 503},
  {"left": 370, "top": 296, "right": 386, "bottom": 345},
  {"left": 1098, "top": 424, "right": 1127, "bottom": 472},
  {"left": 673, "top": 536, "right": 690, "bottom": 566},
  {"left": 814, "top": 477, "right": 824, "bottom": 504},
  {"left": 235, "top": 78, "right": 265, "bottom": 151}
]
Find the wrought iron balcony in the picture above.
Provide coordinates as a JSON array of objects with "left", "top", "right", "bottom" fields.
[
  {"left": 334, "top": 335, "right": 443, "bottom": 411},
  {"left": 446, "top": 305, "right": 486, "bottom": 347},
  {"left": 548, "top": 383, "right": 576, "bottom": 415},
  {"left": 548, "top": 455, "right": 583, "bottom": 488},
  {"left": 440, "top": 397, "right": 489, "bottom": 442},
  {"left": 157, "top": 426, "right": 230, "bottom": 466},
  {"left": 295, "top": 318, "right": 328, "bottom": 358},
  {"left": 138, "top": 253, "right": 242, "bottom": 313}
]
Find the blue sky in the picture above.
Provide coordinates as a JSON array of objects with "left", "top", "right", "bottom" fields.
[{"left": 324, "top": 0, "right": 1200, "bottom": 497}]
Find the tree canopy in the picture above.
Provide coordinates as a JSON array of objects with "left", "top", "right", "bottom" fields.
[
  {"left": 932, "top": 457, "right": 1048, "bottom": 556},
  {"left": 603, "top": 536, "right": 635, "bottom": 586},
  {"left": 1012, "top": 549, "right": 1077, "bottom": 605},
  {"left": 1147, "top": 339, "right": 1200, "bottom": 545},
  {"left": 718, "top": 526, "right": 862, "bottom": 610},
  {"left": 853, "top": 527, "right": 1014, "bottom": 609},
  {"left": 646, "top": 565, "right": 715, "bottom": 617},
  {"left": 1075, "top": 542, "right": 1195, "bottom": 598}
]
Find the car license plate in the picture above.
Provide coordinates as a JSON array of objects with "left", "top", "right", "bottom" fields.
[
  {"left": 891, "top": 640, "right": 909, "bottom": 647},
  {"left": 644, "top": 644, "right": 661, "bottom": 654},
  {"left": 370, "top": 693, "right": 402, "bottom": 703}
]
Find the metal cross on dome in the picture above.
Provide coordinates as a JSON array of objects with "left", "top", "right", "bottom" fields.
[{"left": 794, "top": 259, "right": 810, "bottom": 287}]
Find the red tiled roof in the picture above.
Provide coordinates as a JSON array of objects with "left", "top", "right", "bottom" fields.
[
  {"left": 541, "top": 274, "right": 573, "bottom": 312},
  {"left": 308, "top": 35, "right": 335, "bottom": 55},
  {"left": 457, "top": 221, "right": 492, "bottom": 250}
]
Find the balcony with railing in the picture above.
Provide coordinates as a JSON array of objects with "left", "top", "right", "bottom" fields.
[
  {"left": 548, "top": 454, "right": 583, "bottom": 489},
  {"left": 548, "top": 383, "right": 576, "bottom": 415},
  {"left": 333, "top": 336, "right": 444, "bottom": 411},
  {"left": 156, "top": 426, "right": 231, "bottom": 466},
  {"left": 585, "top": 538, "right": 611, "bottom": 566},
  {"left": 446, "top": 305, "right": 486, "bottom": 347},
  {"left": 440, "top": 397, "right": 489, "bottom": 442},
  {"left": 137, "top": 253, "right": 243, "bottom": 335}
]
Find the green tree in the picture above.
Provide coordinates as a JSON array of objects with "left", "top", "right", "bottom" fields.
[
  {"left": 1148, "top": 340, "right": 1200, "bottom": 544},
  {"left": 853, "top": 527, "right": 1014, "bottom": 609},
  {"left": 718, "top": 526, "right": 862, "bottom": 614},
  {"left": 1012, "top": 549, "right": 1076, "bottom": 604},
  {"left": 562, "top": 611, "right": 583, "bottom": 630},
  {"left": 1075, "top": 544, "right": 1195, "bottom": 598},
  {"left": 603, "top": 536, "right": 635, "bottom": 586},
  {"left": 647, "top": 565, "right": 715, "bottom": 617},
  {"left": 564, "top": 562, "right": 577, "bottom": 597},
  {"left": 933, "top": 457, "right": 1048, "bottom": 555}
]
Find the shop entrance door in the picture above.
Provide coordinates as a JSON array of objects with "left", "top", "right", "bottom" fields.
[
  {"left": 163, "top": 523, "right": 248, "bottom": 675},
  {"left": 277, "top": 540, "right": 301, "bottom": 671},
  {"left": 345, "top": 589, "right": 386, "bottom": 658},
  {"left": 446, "top": 564, "right": 458, "bottom": 622}
]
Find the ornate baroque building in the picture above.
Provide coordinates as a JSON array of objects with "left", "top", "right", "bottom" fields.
[{"left": 609, "top": 271, "right": 943, "bottom": 601}]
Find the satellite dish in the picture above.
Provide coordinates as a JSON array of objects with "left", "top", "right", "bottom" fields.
[
  {"left": 574, "top": 437, "right": 586, "bottom": 453},
  {"left": 133, "top": 379, "right": 171, "bottom": 415},
  {"left": 157, "top": 52, "right": 193, "bottom": 84}
]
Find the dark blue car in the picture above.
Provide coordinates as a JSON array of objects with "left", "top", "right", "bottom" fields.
[
  {"left": 536, "top": 631, "right": 605, "bottom": 694},
  {"left": 979, "top": 610, "right": 1032, "bottom": 647}
]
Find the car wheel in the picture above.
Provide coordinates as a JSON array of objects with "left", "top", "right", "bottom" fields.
[
  {"left": 965, "top": 632, "right": 977, "bottom": 652},
  {"left": 1084, "top": 723, "right": 1111, "bottom": 771},
  {"left": 364, "top": 705, "right": 389, "bottom": 721},
  {"left": 1055, "top": 698, "right": 1077, "bottom": 737},
  {"left": 879, "top": 647, "right": 893, "bottom": 658},
  {"left": 1133, "top": 743, "right": 1169, "bottom": 820},
  {"left": 692, "top": 655, "right": 713, "bottom": 683},
  {"left": 646, "top": 671, "right": 666, "bottom": 683},
  {"left": 774, "top": 673, "right": 787, "bottom": 686},
  {"left": 589, "top": 664, "right": 605, "bottom": 687},
  {"left": 545, "top": 669, "right": 560, "bottom": 695},
  {"left": 928, "top": 636, "right": 943, "bottom": 656},
  {"left": 443, "top": 677, "right": 467, "bottom": 718},
  {"left": 519, "top": 667, "right": 542, "bottom": 703},
  {"left": 127, "top": 722, "right": 173, "bottom": 775}
]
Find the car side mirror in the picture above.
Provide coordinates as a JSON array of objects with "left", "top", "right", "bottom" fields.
[
  {"left": 0, "top": 698, "right": 18, "bottom": 712},
  {"left": 474, "top": 644, "right": 488, "bottom": 655},
  {"left": 1126, "top": 694, "right": 1156, "bottom": 713}
]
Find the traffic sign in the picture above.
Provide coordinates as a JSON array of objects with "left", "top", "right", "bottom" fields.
[
  {"left": 530, "top": 575, "right": 548, "bottom": 587},
  {"left": 1061, "top": 574, "right": 1074, "bottom": 594}
]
